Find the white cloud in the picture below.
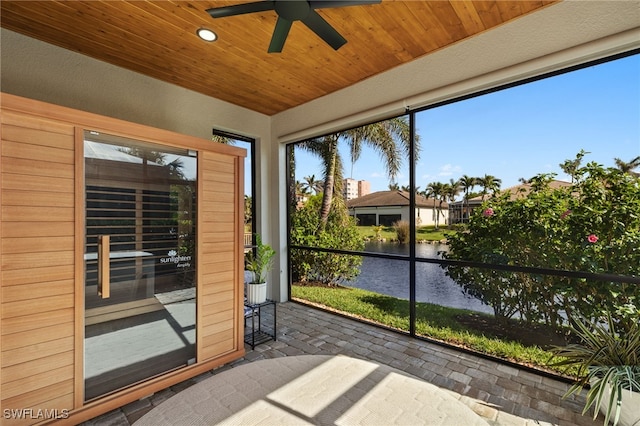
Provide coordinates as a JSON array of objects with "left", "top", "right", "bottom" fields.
[{"left": 438, "top": 164, "right": 462, "bottom": 176}]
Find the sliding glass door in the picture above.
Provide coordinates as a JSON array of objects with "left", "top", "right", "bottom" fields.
[{"left": 83, "top": 131, "right": 197, "bottom": 400}]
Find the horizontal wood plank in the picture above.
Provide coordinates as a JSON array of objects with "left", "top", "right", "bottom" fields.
[
  {"left": 2, "top": 321, "right": 74, "bottom": 352},
  {"left": 1, "top": 140, "right": 75, "bottom": 164},
  {"left": 1, "top": 380, "right": 74, "bottom": 425},
  {"left": 2, "top": 351, "right": 73, "bottom": 384},
  {"left": 200, "top": 256, "right": 236, "bottom": 271},
  {"left": 201, "top": 309, "right": 234, "bottom": 324},
  {"left": 2, "top": 206, "right": 74, "bottom": 222},
  {"left": 2, "top": 190, "right": 75, "bottom": 208},
  {"left": 2, "top": 265, "right": 74, "bottom": 286},
  {"left": 2, "top": 279, "right": 74, "bottom": 302},
  {"left": 1, "top": 364, "right": 74, "bottom": 401},
  {"left": 200, "top": 273, "right": 235, "bottom": 291},
  {"left": 201, "top": 319, "right": 233, "bottom": 338},
  {"left": 2, "top": 157, "right": 75, "bottom": 179},
  {"left": 200, "top": 190, "right": 234, "bottom": 204},
  {"left": 2, "top": 294, "right": 74, "bottom": 319},
  {"left": 200, "top": 212, "right": 235, "bottom": 224},
  {"left": 202, "top": 327, "right": 235, "bottom": 347},
  {"left": 202, "top": 183, "right": 235, "bottom": 196},
  {"left": 1, "top": 110, "right": 74, "bottom": 134},
  {"left": 202, "top": 291, "right": 234, "bottom": 308},
  {"left": 200, "top": 201, "right": 234, "bottom": 214},
  {"left": 200, "top": 298, "right": 234, "bottom": 313},
  {"left": 1, "top": 308, "right": 74, "bottom": 335},
  {"left": 1, "top": 250, "right": 74, "bottom": 270},
  {"left": 202, "top": 170, "right": 235, "bottom": 184},
  {"left": 1, "top": 124, "right": 75, "bottom": 150},
  {"left": 2, "top": 173, "right": 75, "bottom": 193},
  {"left": 200, "top": 221, "right": 237, "bottom": 234},
  {"left": 202, "top": 241, "right": 235, "bottom": 254},
  {"left": 2, "top": 236, "right": 75, "bottom": 255},
  {"left": 1, "top": 221, "right": 74, "bottom": 239},
  {"left": 2, "top": 336, "right": 74, "bottom": 368}
]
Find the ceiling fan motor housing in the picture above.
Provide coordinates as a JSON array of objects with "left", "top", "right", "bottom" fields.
[{"left": 275, "top": 1, "right": 311, "bottom": 21}]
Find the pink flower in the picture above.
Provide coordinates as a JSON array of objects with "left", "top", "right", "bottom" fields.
[
  {"left": 560, "top": 209, "right": 572, "bottom": 219},
  {"left": 587, "top": 234, "right": 598, "bottom": 243},
  {"left": 483, "top": 208, "right": 494, "bottom": 217}
]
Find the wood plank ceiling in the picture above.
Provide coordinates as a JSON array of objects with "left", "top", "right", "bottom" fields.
[{"left": 0, "top": 1, "right": 557, "bottom": 116}]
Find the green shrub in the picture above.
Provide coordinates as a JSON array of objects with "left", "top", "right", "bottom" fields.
[
  {"left": 443, "top": 155, "right": 640, "bottom": 331},
  {"left": 290, "top": 195, "right": 364, "bottom": 286}
]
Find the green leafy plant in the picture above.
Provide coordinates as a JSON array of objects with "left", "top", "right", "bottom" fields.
[
  {"left": 372, "top": 225, "right": 384, "bottom": 241},
  {"left": 443, "top": 154, "right": 640, "bottom": 330},
  {"left": 290, "top": 194, "right": 363, "bottom": 286},
  {"left": 245, "top": 234, "right": 275, "bottom": 283},
  {"left": 551, "top": 315, "right": 640, "bottom": 426}
]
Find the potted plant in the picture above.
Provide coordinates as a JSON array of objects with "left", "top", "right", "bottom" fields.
[
  {"left": 245, "top": 234, "right": 275, "bottom": 305},
  {"left": 551, "top": 314, "right": 640, "bottom": 426}
]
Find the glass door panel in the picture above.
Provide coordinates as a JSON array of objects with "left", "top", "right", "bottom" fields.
[{"left": 83, "top": 131, "right": 197, "bottom": 400}]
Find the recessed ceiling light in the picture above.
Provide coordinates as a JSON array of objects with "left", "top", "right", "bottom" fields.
[{"left": 197, "top": 28, "right": 217, "bottom": 42}]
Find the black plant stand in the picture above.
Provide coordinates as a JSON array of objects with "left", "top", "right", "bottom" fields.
[{"left": 244, "top": 299, "right": 276, "bottom": 349}]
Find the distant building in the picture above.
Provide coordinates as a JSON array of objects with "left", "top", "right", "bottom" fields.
[
  {"left": 347, "top": 190, "right": 448, "bottom": 227},
  {"left": 343, "top": 178, "right": 371, "bottom": 200}
]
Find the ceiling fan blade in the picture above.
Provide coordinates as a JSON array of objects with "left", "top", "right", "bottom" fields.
[
  {"left": 310, "top": 0, "right": 381, "bottom": 9},
  {"left": 302, "top": 10, "right": 347, "bottom": 50},
  {"left": 268, "top": 17, "right": 293, "bottom": 53},
  {"left": 206, "top": 1, "right": 275, "bottom": 18}
]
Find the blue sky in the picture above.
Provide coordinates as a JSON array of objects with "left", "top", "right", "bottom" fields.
[{"left": 293, "top": 53, "right": 640, "bottom": 198}]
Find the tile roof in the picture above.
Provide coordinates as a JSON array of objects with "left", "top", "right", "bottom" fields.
[
  {"left": 461, "top": 180, "right": 572, "bottom": 204},
  {"left": 346, "top": 191, "right": 447, "bottom": 209}
]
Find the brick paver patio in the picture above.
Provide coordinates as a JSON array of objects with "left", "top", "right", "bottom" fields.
[{"left": 83, "top": 302, "right": 599, "bottom": 426}]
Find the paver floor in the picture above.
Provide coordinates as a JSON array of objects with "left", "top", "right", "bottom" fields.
[{"left": 82, "top": 302, "right": 600, "bottom": 426}]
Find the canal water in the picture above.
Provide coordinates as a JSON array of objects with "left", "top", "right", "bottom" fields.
[{"left": 344, "top": 242, "right": 493, "bottom": 314}]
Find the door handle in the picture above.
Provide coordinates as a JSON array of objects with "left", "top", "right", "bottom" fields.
[{"left": 98, "top": 235, "right": 110, "bottom": 298}]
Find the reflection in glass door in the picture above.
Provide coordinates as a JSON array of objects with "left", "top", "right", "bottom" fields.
[{"left": 83, "top": 131, "right": 197, "bottom": 400}]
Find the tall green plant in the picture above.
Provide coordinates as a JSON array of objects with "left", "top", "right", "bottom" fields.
[
  {"left": 290, "top": 195, "right": 363, "bottom": 286},
  {"left": 551, "top": 315, "right": 640, "bottom": 426},
  {"left": 245, "top": 234, "right": 275, "bottom": 283}
]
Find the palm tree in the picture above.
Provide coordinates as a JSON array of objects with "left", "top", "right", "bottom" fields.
[
  {"left": 441, "top": 179, "right": 460, "bottom": 226},
  {"left": 478, "top": 174, "right": 502, "bottom": 201},
  {"left": 559, "top": 149, "right": 589, "bottom": 182},
  {"left": 458, "top": 175, "right": 477, "bottom": 222},
  {"left": 244, "top": 195, "right": 252, "bottom": 227},
  {"left": 388, "top": 182, "right": 400, "bottom": 190},
  {"left": 211, "top": 134, "right": 232, "bottom": 144},
  {"left": 445, "top": 179, "right": 461, "bottom": 201},
  {"left": 302, "top": 174, "right": 323, "bottom": 195},
  {"left": 299, "top": 117, "right": 415, "bottom": 228},
  {"left": 614, "top": 156, "right": 640, "bottom": 174},
  {"left": 295, "top": 180, "right": 310, "bottom": 201},
  {"left": 425, "top": 181, "right": 446, "bottom": 229}
]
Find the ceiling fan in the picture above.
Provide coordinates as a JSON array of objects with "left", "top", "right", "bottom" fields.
[{"left": 206, "top": 0, "right": 381, "bottom": 53}]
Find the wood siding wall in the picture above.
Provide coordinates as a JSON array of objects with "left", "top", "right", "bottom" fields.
[
  {"left": 0, "top": 93, "right": 246, "bottom": 425},
  {"left": 1, "top": 111, "right": 77, "bottom": 425},
  {"left": 199, "top": 152, "right": 244, "bottom": 361}
]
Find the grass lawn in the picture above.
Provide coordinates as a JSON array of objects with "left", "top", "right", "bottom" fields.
[
  {"left": 356, "top": 225, "right": 453, "bottom": 242},
  {"left": 292, "top": 284, "right": 574, "bottom": 376}
]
